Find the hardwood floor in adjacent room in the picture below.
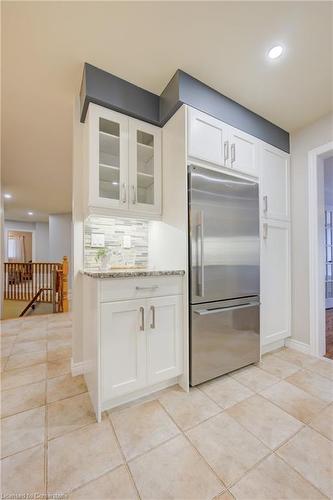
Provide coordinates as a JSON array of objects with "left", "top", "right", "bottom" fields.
[{"left": 325, "top": 309, "right": 333, "bottom": 360}]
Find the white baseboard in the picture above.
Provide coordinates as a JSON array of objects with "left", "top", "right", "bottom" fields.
[
  {"left": 261, "top": 339, "right": 285, "bottom": 355},
  {"left": 71, "top": 358, "right": 85, "bottom": 376},
  {"left": 285, "top": 338, "right": 311, "bottom": 354}
]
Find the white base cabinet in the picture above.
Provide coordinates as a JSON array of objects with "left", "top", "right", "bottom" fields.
[
  {"left": 101, "top": 299, "right": 147, "bottom": 401},
  {"left": 83, "top": 275, "right": 184, "bottom": 421},
  {"left": 260, "top": 220, "right": 291, "bottom": 346},
  {"left": 146, "top": 296, "right": 182, "bottom": 385},
  {"left": 101, "top": 295, "right": 183, "bottom": 402}
]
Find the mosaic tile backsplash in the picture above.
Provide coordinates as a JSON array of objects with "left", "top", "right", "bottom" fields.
[{"left": 84, "top": 216, "right": 149, "bottom": 270}]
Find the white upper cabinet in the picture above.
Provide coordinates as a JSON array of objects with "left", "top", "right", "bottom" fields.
[
  {"left": 88, "top": 106, "right": 129, "bottom": 210},
  {"left": 228, "top": 127, "right": 259, "bottom": 177},
  {"left": 187, "top": 107, "right": 259, "bottom": 177},
  {"left": 260, "top": 144, "right": 290, "bottom": 221},
  {"left": 188, "top": 108, "right": 228, "bottom": 166},
  {"left": 129, "top": 119, "right": 162, "bottom": 215},
  {"left": 86, "top": 104, "right": 161, "bottom": 217}
]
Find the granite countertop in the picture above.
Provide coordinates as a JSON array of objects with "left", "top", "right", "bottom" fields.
[{"left": 82, "top": 269, "right": 185, "bottom": 279}]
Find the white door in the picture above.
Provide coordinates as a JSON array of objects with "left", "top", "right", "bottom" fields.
[
  {"left": 146, "top": 295, "right": 183, "bottom": 385},
  {"left": 229, "top": 127, "right": 259, "bottom": 177},
  {"left": 261, "top": 144, "right": 290, "bottom": 221},
  {"left": 89, "top": 105, "right": 129, "bottom": 209},
  {"left": 188, "top": 107, "right": 228, "bottom": 167},
  {"left": 101, "top": 299, "right": 146, "bottom": 400},
  {"left": 129, "top": 119, "right": 162, "bottom": 215},
  {"left": 261, "top": 220, "right": 291, "bottom": 346}
]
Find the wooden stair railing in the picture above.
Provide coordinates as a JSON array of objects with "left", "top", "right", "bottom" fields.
[
  {"left": 4, "top": 256, "right": 69, "bottom": 315},
  {"left": 19, "top": 288, "right": 52, "bottom": 317}
]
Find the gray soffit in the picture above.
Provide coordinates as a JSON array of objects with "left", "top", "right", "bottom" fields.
[{"left": 80, "top": 63, "right": 290, "bottom": 153}]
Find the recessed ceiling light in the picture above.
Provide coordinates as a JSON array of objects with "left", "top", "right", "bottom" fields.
[
  {"left": 268, "top": 45, "right": 284, "bottom": 60},
  {"left": 4, "top": 193, "right": 12, "bottom": 199},
  {"left": 112, "top": 181, "right": 119, "bottom": 186},
  {"left": 28, "top": 211, "right": 33, "bottom": 216}
]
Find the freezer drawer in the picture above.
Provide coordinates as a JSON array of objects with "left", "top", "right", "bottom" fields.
[{"left": 190, "top": 297, "right": 260, "bottom": 386}]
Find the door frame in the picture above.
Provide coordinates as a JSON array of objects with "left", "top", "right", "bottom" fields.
[{"left": 308, "top": 141, "right": 333, "bottom": 356}]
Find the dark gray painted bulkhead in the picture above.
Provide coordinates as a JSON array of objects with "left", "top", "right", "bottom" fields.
[{"left": 80, "top": 63, "right": 289, "bottom": 153}]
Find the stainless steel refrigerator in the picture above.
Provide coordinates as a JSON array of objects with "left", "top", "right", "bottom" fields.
[{"left": 189, "top": 165, "right": 260, "bottom": 386}]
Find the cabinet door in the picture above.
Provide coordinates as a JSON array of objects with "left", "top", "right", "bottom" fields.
[
  {"left": 188, "top": 107, "right": 228, "bottom": 166},
  {"left": 261, "top": 221, "right": 291, "bottom": 346},
  {"left": 146, "top": 295, "right": 183, "bottom": 385},
  {"left": 129, "top": 119, "right": 162, "bottom": 214},
  {"left": 89, "top": 105, "right": 129, "bottom": 209},
  {"left": 101, "top": 299, "right": 146, "bottom": 401},
  {"left": 261, "top": 144, "right": 290, "bottom": 221},
  {"left": 229, "top": 127, "right": 259, "bottom": 177}
]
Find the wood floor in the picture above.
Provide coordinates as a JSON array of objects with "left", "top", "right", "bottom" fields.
[{"left": 325, "top": 309, "right": 333, "bottom": 359}]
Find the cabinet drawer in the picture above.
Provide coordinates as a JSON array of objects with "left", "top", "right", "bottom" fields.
[{"left": 100, "top": 276, "right": 183, "bottom": 302}]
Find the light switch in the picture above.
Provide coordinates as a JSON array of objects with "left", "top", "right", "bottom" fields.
[
  {"left": 123, "top": 235, "right": 131, "bottom": 249},
  {"left": 91, "top": 233, "right": 105, "bottom": 248}
]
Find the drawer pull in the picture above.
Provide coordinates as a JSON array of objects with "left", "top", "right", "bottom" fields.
[
  {"left": 139, "top": 306, "right": 145, "bottom": 331},
  {"left": 150, "top": 305, "right": 156, "bottom": 329},
  {"left": 136, "top": 285, "right": 159, "bottom": 291}
]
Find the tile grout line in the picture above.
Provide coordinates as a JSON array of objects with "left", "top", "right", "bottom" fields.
[
  {"left": 105, "top": 413, "right": 142, "bottom": 500},
  {"left": 152, "top": 399, "right": 227, "bottom": 496},
  {"left": 273, "top": 450, "right": 330, "bottom": 499}
]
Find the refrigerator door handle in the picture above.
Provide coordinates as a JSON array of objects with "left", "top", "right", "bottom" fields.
[
  {"left": 197, "top": 211, "right": 205, "bottom": 297},
  {"left": 194, "top": 302, "right": 259, "bottom": 316}
]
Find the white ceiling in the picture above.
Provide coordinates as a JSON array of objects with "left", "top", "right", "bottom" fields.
[{"left": 2, "top": 1, "right": 333, "bottom": 221}]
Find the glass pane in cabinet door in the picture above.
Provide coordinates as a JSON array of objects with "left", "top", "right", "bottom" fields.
[
  {"left": 137, "top": 130, "right": 154, "bottom": 205},
  {"left": 99, "top": 118, "right": 120, "bottom": 200}
]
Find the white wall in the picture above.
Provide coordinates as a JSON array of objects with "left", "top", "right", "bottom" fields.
[
  {"left": 35, "top": 222, "right": 49, "bottom": 261},
  {"left": 291, "top": 113, "right": 333, "bottom": 345},
  {"left": 49, "top": 213, "right": 72, "bottom": 262}
]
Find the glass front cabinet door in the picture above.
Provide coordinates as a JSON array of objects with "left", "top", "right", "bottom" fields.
[
  {"left": 88, "top": 105, "right": 161, "bottom": 216},
  {"left": 129, "top": 119, "right": 162, "bottom": 215},
  {"left": 89, "top": 106, "right": 129, "bottom": 210}
]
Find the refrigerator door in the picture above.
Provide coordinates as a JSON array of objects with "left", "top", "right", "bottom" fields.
[
  {"left": 190, "top": 297, "right": 260, "bottom": 385},
  {"left": 189, "top": 165, "right": 260, "bottom": 304}
]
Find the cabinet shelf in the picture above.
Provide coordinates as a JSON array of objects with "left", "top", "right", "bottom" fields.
[{"left": 99, "top": 162, "right": 120, "bottom": 171}]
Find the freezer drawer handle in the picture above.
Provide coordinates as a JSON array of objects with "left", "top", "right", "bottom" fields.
[
  {"left": 194, "top": 302, "right": 259, "bottom": 316},
  {"left": 136, "top": 285, "right": 159, "bottom": 290}
]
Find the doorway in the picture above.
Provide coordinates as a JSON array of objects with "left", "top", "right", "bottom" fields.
[
  {"left": 309, "top": 142, "right": 333, "bottom": 359},
  {"left": 324, "top": 157, "right": 333, "bottom": 358},
  {"left": 7, "top": 230, "right": 33, "bottom": 262}
]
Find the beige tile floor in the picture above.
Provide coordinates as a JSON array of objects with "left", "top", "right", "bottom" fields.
[{"left": 1, "top": 313, "right": 333, "bottom": 499}]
